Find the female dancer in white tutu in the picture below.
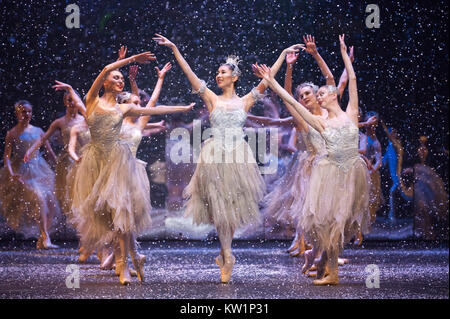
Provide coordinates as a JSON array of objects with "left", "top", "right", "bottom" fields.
[
  {"left": 24, "top": 84, "right": 86, "bottom": 216},
  {"left": 100, "top": 61, "right": 188, "bottom": 282},
  {"left": 0, "top": 100, "right": 61, "bottom": 249},
  {"left": 153, "top": 33, "right": 303, "bottom": 283},
  {"left": 253, "top": 34, "right": 370, "bottom": 285},
  {"left": 71, "top": 50, "right": 193, "bottom": 285}
]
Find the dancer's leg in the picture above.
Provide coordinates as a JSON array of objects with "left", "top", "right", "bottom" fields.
[
  {"left": 117, "top": 231, "right": 131, "bottom": 285},
  {"left": 216, "top": 224, "right": 236, "bottom": 283},
  {"left": 313, "top": 247, "right": 339, "bottom": 285},
  {"left": 129, "top": 233, "right": 146, "bottom": 282}
]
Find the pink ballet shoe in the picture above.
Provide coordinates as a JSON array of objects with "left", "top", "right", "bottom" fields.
[
  {"left": 116, "top": 258, "right": 131, "bottom": 285},
  {"left": 100, "top": 252, "right": 115, "bottom": 270},
  {"left": 313, "top": 274, "right": 339, "bottom": 286},
  {"left": 220, "top": 254, "right": 235, "bottom": 284},
  {"left": 131, "top": 252, "right": 146, "bottom": 283},
  {"left": 302, "top": 249, "right": 315, "bottom": 274}
]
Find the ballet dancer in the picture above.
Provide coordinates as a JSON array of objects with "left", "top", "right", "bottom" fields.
[
  {"left": 253, "top": 34, "right": 370, "bottom": 285},
  {"left": 0, "top": 100, "right": 61, "bottom": 249},
  {"left": 153, "top": 33, "right": 303, "bottom": 283},
  {"left": 71, "top": 50, "right": 193, "bottom": 285}
]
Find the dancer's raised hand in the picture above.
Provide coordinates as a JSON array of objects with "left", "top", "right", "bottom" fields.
[
  {"left": 349, "top": 46, "right": 354, "bottom": 62},
  {"left": 156, "top": 62, "right": 172, "bottom": 79},
  {"left": 252, "top": 63, "right": 272, "bottom": 82},
  {"left": 153, "top": 33, "right": 176, "bottom": 49},
  {"left": 285, "top": 43, "right": 305, "bottom": 54},
  {"left": 303, "top": 35, "right": 318, "bottom": 55},
  {"left": 52, "top": 80, "right": 73, "bottom": 92},
  {"left": 128, "top": 65, "right": 138, "bottom": 82},
  {"left": 339, "top": 34, "right": 347, "bottom": 52},
  {"left": 132, "top": 51, "right": 156, "bottom": 64},
  {"left": 183, "top": 102, "right": 196, "bottom": 112},
  {"left": 117, "top": 45, "right": 127, "bottom": 61},
  {"left": 286, "top": 52, "right": 299, "bottom": 65}
]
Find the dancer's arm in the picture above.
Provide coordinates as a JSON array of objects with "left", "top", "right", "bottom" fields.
[
  {"left": 280, "top": 53, "right": 309, "bottom": 132},
  {"left": 303, "top": 35, "right": 335, "bottom": 86},
  {"left": 85, "top": 51, "right": 156, "bottom": 117},
  {"left": 253, "top": 64, "right": 326, "bottom": 133},
  {"left": 52, "top": 81, "right": 87, "bottom": 118},
  {"left": 153, "top": 34, "right": 217, "bottom": 112},
  {"left": 246, "top": 114, "right": 295, "bottom": 127},
  {"left": 68, "top": 125, "right": 81, "bottom": 162},
  {"left": 116, "top": 45, "right": 127, "bottom": 62},
  {"left": 128, "top": 65, "right": 140, "bottom": 96},
  {"left": 137, "top": 62, "right": 172, "bottom": 130},
  {"left": 43, "top": 138, "right": 58, "bottom": 165},
  {"left": 372, "top": 141, "right": 383, "bottom": 172},
  {"left": 243, "top": 43, "right": 305, "bottom": 112},
  {"left": 340, "top": 35, "right": 358, "bottom": 125},
  {"left": 145, "top": 120, "right": 165, "bottom": 130},
  {"left": 359, "top": 116, "right": 378, "bottom": 128},
  {"left": 24, "top": 119, "right": 61, "bottom": 162},
  {"left": 336, "top": 46, "right": 354, "bottom": 101},
  {"left": 359, "top": 133, "right": 367, "bottom": 155},
  {"left": 286, "top": 127, "right": 299, "bottom": 153},
  {"left": 123, "top": 103, "right": 195, "bottom": 117}
]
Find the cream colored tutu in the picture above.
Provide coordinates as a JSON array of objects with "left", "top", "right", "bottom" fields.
[
  {"left": 70, "top": 107, "right": 151, "bottom": 248},
  {"left": 298, "top": 119, "right": 370, "bottom": 252},
  {"left": 183, "top": 102, "right": 265, "bottom": 231}
]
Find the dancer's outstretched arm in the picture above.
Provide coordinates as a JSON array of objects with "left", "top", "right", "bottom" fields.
[
  {"left": 52, "top": 81, "right": 87, "bottom": 118},
  {"left": 303, "top": 35, "right": 335, "bottom": 86},
  {"left": 253, "top": 64, "right": 326, "bottom": 133},
  {"left": 137, "top": 62, "right": 172, "bottom": 130},
  {"left": 153, "top": 34, "right": 217, "bottom": 112},
  {"left": 24, "top": 118, "right": 61, "bottom": 162},
  {"left": 242, "top": 43, "right": 305, "bottom": 112},
  {"left": 339, "top": 35, "right": 358, "bottom": 125},
  {"left": 68, "top": 125, "right": 81, "bottom": 162},
  {"left": 85, "top": 51, "right": 156, "bottom": 117},
  {"left": 336, "top": 46, "right": 354, "bottom": 101},
  {"left": 246, "top": 114, "right": 294, "bottom": 127},
  {"left": 128, "top": 65, "right": 140, "bottom": 96},
  {"left": 122, "top": 102, "right": 194, "bottom": 117},
  {"left": 281, "top": 52, "right": 309, "bottom": 132}
]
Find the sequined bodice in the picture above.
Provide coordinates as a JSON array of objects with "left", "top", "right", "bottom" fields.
[
  {"left": 322, "top": 120, "right": 360, "bottom": 169},
  {"left": 305, "top": 125, "right": 327, "bottom": 156},
  {"left": 11, "top": 126, "right": 42, "bottom": 160},
  {"left": 86, "top": 105, "right": 123, "bottom": 152},
  {"left": 120, "top": 123, "right": 142, "bottom": 158},
  {"left": 209, "top": 100, "right": 247, "bottom": 150}
]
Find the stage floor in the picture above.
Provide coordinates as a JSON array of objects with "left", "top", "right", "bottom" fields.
[{"left": 0, "top": 240, "right": 448, "bottom": 299}]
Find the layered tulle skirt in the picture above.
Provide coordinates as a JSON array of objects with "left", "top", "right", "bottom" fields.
[
  {"left": 55, "top": 151, "right": 74, "bottom": 213},
  {"left": 183, "top": 138, "right": 265, "bottom": 231},
  {"left": 70, "top": 141, "right": 152, "bottom": 248},
  {"left": 0, "top": 156, "right": 61, "bottom": 237},
  {"left": 298, "top": 155, "right": 370, "bottom": 252}
]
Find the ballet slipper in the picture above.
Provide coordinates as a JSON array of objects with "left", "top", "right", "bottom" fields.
[
  {"left": 36, "top": 237, "right": 44, "bottom": 250},
  {"left": 41, "top": 233, "right": 59, "bottom": 249},
  {"left": 220, "top": 254, "right": 235, "bottom": 283},
  {"left": 354, "top": 233, "right": 364, "bottom": 246},
  {"left": 302, "top": 249, "right": 315, "bottom": 274},
  {"left": 100, "top": 252, "right": 115, "bottom": 270},
  {"left": 131, "top": 252, "right": 146, "bottom": 283},
  {"left": 287, "top": 238, "right": 299, "bottom": 253},
  {"left": 78, "top": 248, "right": 94, "bottom": 263},
  {"left": 215, "top": 255, "right": 224, "bottom": 268},
  {"left": 309, "top": 264, "right": 317, "bottom": 272},
  {"left": 116, "top": 257, "right": 131, "bottom": 285},
  {"left": 338, "top": 258, "right": 349, "bottom": 266},
  {"left": 289, "top": 246, "right": 301, "bottom": 257},
  {"left": 313, "top": 273, "right": 339, "bottom": 286}
]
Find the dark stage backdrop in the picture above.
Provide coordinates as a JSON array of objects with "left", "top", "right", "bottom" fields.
[{"left": 0, "top": 0, "right": 448, "bottom": 240}]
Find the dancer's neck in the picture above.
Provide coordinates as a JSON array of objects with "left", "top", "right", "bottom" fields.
[
  {"left": 220, "top": 86, "right": 237, "bottom": 99},
  {"left": 325, "top": 102, "right": 344, "bottom": 119},
  {"left": 102, "top": 92, "right": 118, "bottom": 105}
]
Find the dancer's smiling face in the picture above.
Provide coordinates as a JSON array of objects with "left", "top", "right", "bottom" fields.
[
  {"left": 216, "top": 65, "right": 238, "bottom": 89},
  {"left": 316, "top": 86, "right": 337, "bottom": 108},
  {"left": 104, "top": 70, "right": 125, "bottom": 93}
]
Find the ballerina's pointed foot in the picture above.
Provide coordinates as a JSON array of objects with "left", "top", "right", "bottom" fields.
[
  {"left": 215, "top": 255, "right": 224, "bottom": 268},
  {"left": 287, "top": 239, "right": 299, "bottom": 253},
  {"left": 354, "top": 233, "right": 364, "bottom": 246},
  {"left": 313, "top": 274, "right": 339, "bottom": 286},
  {"left": 302, "top": 249, "right": 315, "bottom": 274},
  {"left": 132, "top": 253, "right": 146, "bottom": 283},
  {"left": 100, "top": 252, "right": 115, "bottom": 270},
  {"left": 289, "top": 246, "right": 301, "bottom": 257},
  {"left": 220, "top": 254, "right": 235, "bottom": 284},
  {"left": 117, "top": 259, "right": 131, "bottom": 285}
]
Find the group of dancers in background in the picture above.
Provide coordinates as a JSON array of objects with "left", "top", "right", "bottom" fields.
[{"left": 0, "top": 34, "right": 448, "bottom": 286}]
